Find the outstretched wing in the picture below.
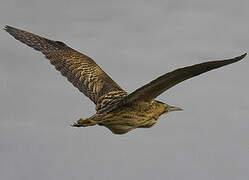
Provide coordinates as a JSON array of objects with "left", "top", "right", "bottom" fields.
[
  {"left": 5, "top": 25, "right": 127, "bottom": 111},
  {"left": 116, "top": 53, "right": 246, "bottom": 107}
]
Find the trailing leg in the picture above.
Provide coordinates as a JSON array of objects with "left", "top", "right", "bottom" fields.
[{"left": 72, "top": 118, "right": 97, "bottom": 127}]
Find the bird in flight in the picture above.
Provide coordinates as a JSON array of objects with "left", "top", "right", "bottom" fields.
[{"left": 5, "top": 25, "right": 246, "bottom": 134}]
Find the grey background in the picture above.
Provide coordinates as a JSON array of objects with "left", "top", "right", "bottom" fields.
[{"left": 1, "top": 0, "right": 249, "bottom": 179}]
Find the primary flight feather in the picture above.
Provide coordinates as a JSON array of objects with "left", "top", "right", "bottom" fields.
[{"left": 5, "top": 25, "right": 246, "bottom": 134}]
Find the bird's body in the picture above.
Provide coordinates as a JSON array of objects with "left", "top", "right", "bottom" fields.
[
  {"left": 5, "top": 25, "right": 246, "bottom": 134},
  {"left": 83, "top": 100, "right": 167, "bottom": 134}
]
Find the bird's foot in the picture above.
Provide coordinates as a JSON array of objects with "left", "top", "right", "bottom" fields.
[{"left": 71, "top": 118, "right": 97, "bottom": 127}]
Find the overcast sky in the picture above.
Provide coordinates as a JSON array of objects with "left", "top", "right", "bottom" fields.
[{"left": 1, "top": 0, "right": 249, "bottom": 180}]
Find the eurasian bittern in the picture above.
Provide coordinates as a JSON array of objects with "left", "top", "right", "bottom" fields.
[{"left": 5, "top": 26, "right": 246, "bottom": 134}]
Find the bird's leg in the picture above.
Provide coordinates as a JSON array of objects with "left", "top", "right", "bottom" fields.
[{"left": 71, "top": 118, "right": 97, "bottom": 127}]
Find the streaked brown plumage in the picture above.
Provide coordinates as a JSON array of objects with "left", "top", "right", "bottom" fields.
[{"left": 5, "top": 25, "right": 247, "bottom": 134}]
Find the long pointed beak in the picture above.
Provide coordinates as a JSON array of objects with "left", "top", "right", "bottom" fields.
[{"left": 168, "top": 105, "right": 183, "bottom": 112}]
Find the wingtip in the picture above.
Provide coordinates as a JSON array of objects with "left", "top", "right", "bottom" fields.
[
  {"left": 3, "top": 25, "right": 13, "bottom": 32},
  {"left": 3, "top": 25, "right": 8, "bottom": 31},
  {"left": 237, "top": 53, "right": 247, "bottom": 60},
  {"left": 230, "top": 53, "right": 247, "bottom": 63}
]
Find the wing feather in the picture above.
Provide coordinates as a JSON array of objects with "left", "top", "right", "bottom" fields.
[
  {"left": 5, "top": 25, "right": 127, "bottom": 110},
  {"left": 115, "top": 53, "right": 246, "bottom": 108}
]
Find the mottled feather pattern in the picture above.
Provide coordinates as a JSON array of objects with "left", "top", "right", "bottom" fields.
[
  {"left": 96, "top": 91, "right": 128, "bottom": 112},
  {"left": 5, "top": 25, "right": 127, "bottom": 109},
  {"left": 44, "top": 50, "right": 103, "bottom": 103}
]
